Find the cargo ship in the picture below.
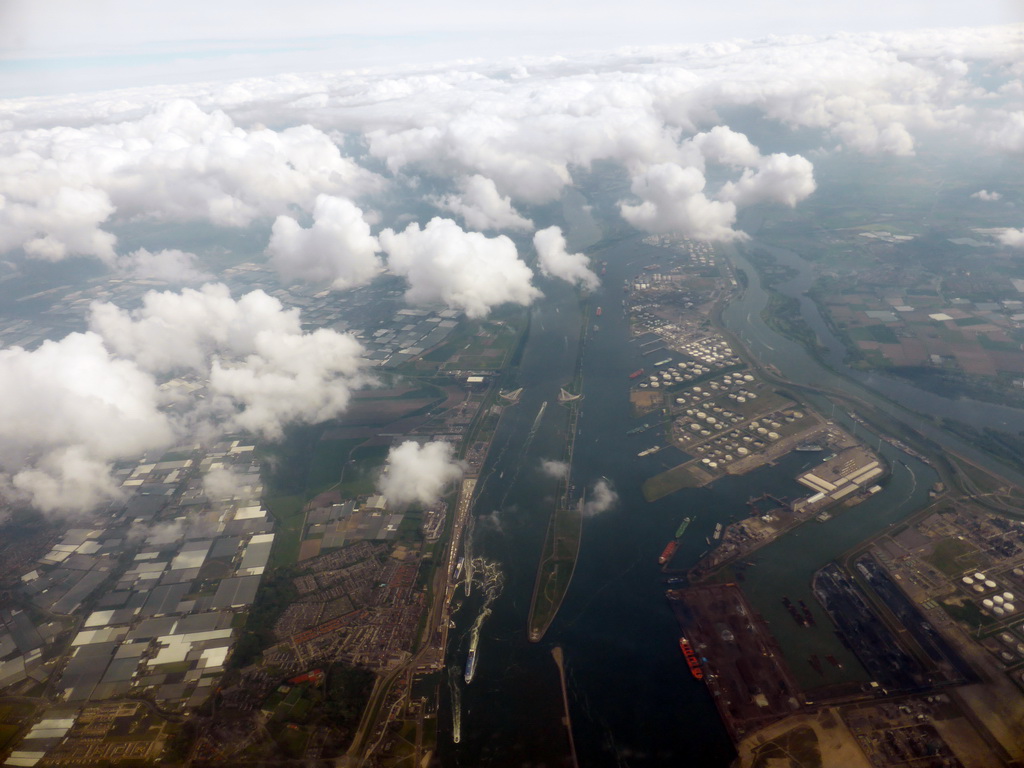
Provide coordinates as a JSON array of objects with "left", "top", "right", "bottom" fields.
[
  {"left": 658, "top": 540, "right": 678, "bottom": 565},
  {"left": 637, "top": 446, "right": 660, "bottom": 457},
  {"left": 626, "top": 422, "right": 649, "bottom": 435},
  {"left": 654, "top": 358, "right": 672, "bottom": 366},
  {"left": 595, "top": 306, "right": 603, "bottom": 317},
  {"left": 679, "top": 637, "right": 704, "bottom": 680},
  {"left": 675, "top": 516, "right": 692, "bottom": 538},
  {"left": 464, "top": 634, "right": 479, "bottom": 683},
  {"left": 712, "top": 522, "right": 723, "bottom": 540},
  {"left": 795, "top": 443, "right": 824, "bottom": 452},
  {"left": 629, "top": 368, "right": 645, "bottom": 379},
  {"left": 453, "top": 556, "right": 464, "bottom": 582}
]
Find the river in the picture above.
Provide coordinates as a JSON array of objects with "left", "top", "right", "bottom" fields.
[{"left": 437, "top": 211, "right": 1001, "bottom": 765}]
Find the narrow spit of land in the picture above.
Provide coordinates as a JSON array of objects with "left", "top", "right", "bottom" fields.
[
  {"left": 527, "top": 500, "right": 583, "bottom": 642},
  {"left": 527, "top": 304, "right": 589, "bottom": 642}
]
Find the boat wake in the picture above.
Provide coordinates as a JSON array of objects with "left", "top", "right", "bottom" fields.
[
  {"left": 464, "top": 558, "right": 505, "bottom": 685},
  {"left": 447, "top": 664, "right": 462, "bottom": 743}
]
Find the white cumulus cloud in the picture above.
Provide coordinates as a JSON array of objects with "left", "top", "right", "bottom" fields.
[
  {"left": 533, "top": 226, "right": 599, "bottom": 291},
  {"left": 434, "top": 175, "right": 534, "bottom": 232},
  {"left": 114, "top": 248, "right": 213, "bottom": 284},
  {"left": 379, "top": 217, "right": 542, "bottom": 318},
  {"left": 90, "top": 283, "right": 370, "bottom": 438},
  {"left": 267, "top": 194, "right": 382, "bottom": 289},
  {"left": 541, "top": 459, "right": 569, "bottom": 480},
  {"left": 971, "top": 190, "right": 1001, "bottom": 201},
  {"left": 718, "top": 152, "right": 817, "bottom": 208},
  {"left": 0, "top": 99, "right": 382, "bottom": 261},
  {"left": 584, "top": 477, "right": 618, "bottom": 516},
  {"left": 0, "top": 332, "right": 174, "bottom": 513},
  {"left": 377, "top": 440, "right": 464, "bottom": 505},
  {"left": 998, "top": 229, "right": 1024, "bottom": 248},
  {"left": 620, "top": 163, "right": 743, "bottom": 241}
]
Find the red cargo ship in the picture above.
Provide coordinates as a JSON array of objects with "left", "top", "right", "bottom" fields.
[
  {"left": 658, "top": 540, "right": 678, "bottom": 565},
  {"left": 679, "top": 637, "right": 704, "bottom": 680},
  {"left": 629, "top": 368, "right": 645, "bottom": 379}
]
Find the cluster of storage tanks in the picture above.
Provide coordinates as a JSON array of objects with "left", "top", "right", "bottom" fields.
[
  {"left": 963, "top": 571, "right": 1018, "bottom": 617},
  {"left": 637, "top": 358, "right": 749, "bottom": 390},
  {"left": 680, "top": 408, "right": 807, "bottom": 470}
]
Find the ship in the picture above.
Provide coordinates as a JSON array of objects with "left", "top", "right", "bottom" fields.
[
  {"left": 679, "top": 637, "right": 704, "bottom": 680},
  {"left": 626, "top": 422, "right": 650, "bottom": 435},
  {"left": 658, "top": 540, "right": 678, "bottom": 565},
  {"left": 654, "top": 358, "right": 672, "bottom": 366},
  {"left": 795, "top": 443, "right": 824, "bottom": 452},
  {"left": 799, "top": 599, "right": 816, "bottom": 626},
  {"left": 629, "top": 368, "right": 645, "bottom": 379},
  {"left": 675, "top": 516, "right": 692, "bottom": 538},
  {"left": 464, "top": 634, "right": 479, "bottom": 683},
  {"left": 596, "top": 306, "right": 603, "bottom": 317},
  {"left": 712, "top": 523, "right": 723, "bottom": 540},
  {"left": 782, "top": 596, "right": 809, "bottom": 626},
  {"left": 666, "top": 576, "right": 686, "bottom": 585},
  {"left": 453, "top": 556, "right": 464, "bottom": 582},
  {"left": 637, "top": 446, "right": 660, "bottom": 457}
]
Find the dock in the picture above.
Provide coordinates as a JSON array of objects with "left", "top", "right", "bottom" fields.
[{"left": 668, "top": 583, "right": 803, "bottom": 742}]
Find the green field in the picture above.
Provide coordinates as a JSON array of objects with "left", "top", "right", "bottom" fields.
[
  {"left": 924, "top": 537, "right": 989, "bottom": 577},
  {"left": 642, "top": 463, "right": 706, "bottom": 502}
]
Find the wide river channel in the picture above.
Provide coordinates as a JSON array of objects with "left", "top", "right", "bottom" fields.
[{"left": 437, "top": 215, "right": 1024, "bottom": 766}]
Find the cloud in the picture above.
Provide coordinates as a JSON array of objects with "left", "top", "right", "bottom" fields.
[
  {"left": 90, "top": 283, "right": 370, "bottom": 438},
  {"left": 620, "top": 163, "right": 743, "bottom": 241},
  {"left": 618, "top": 126, "right": 814, "bottom": 237},
  {"left": 0, "top": 332, "right": 174, "bottom": 513},
  {"left": 688, "top": 125, "right": 762, "bottom": 168},
  {"left": 584, "top": 477, "right": 618, "bottom": 516},
  {"left": 998, "top": 229, "right": 1024, "bottom": 248},
  {"left": 267, "top": 194, "right": 382, "bottom": 289},
  {"left": 0, "top": 186, "right": 117, "bottom": 263},
  {"left": 202, "top": 465, "right": 253, "bottom": 501},
  {"left": 379, "top": 217, "right": 542, "bottom": 318},
  {"left": 0, "top": 282, "right": 373, "bottom": 514},
  {"left": 533, "top": 226, "right": 599, "bottom": 290},
  {"left": 717, "top": 152, "right": 817, "bottom": 208},
  {"left": 0, "top": 99, "right": 382, "bottom": 261},
  {"left": 971, "top": 189, "right": 1001, "bottom": 201},
  {"left": 433, "top": 175, "right": 534, "bottom": 232},
  {"left": 377, "top": 440, "right": 464, "bottom": 505},
  {"left": 115, "top": 248, "right": 213, "bottom": 284},
  {"left": 540, "top": 459, "right": 569, "bottom": 480}
]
